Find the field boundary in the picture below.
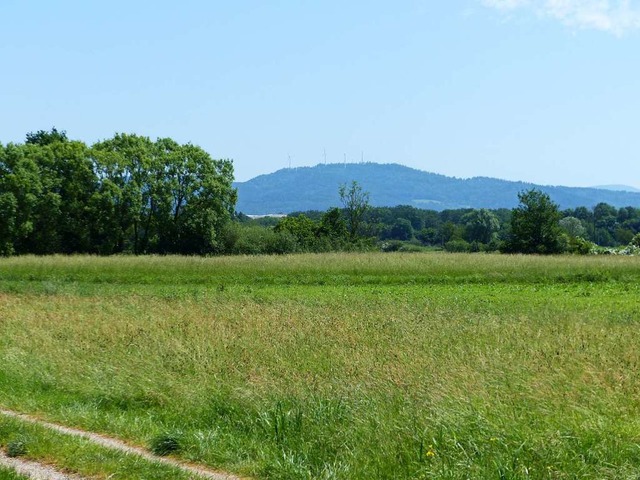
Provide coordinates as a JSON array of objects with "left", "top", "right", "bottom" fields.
[{"left": 0, "top": 409, "right": 242, "bottom": 480}]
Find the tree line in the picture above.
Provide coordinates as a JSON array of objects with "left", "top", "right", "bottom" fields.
[
  {"left": 3, "top": 129, "right": 640, "bottom": 256},
  {"left": 0, "top": 129, "right": 236, "bottom": 255},
  {"left": 250, "top": 187, "right": 640, "bottom": 255}
]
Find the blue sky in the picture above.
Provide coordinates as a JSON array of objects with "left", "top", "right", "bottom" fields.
[{"left": 1, "top": 0, "right": 639, "bottom": 187}]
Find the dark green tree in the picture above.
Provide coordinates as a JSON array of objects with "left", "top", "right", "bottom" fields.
[
  {"left": 274, "top": 214, "right": 317, "bottom": 250},
  {"left": 504, "top": 189, "right": 563, "bottom": 254},
  {"left": 0, "top": 143, "right": 48, "bottom": 254},
  {"left": 388, "top": 218, "right": 414, "bottom": 241},
  {"left": 91, "top": 133, "right": 154, "bottom": 253},
  {"left": 25, "top": 127, "right": 68, "bottom": 146},
  {"left": 92, "top": 134, "right": 236, "bottom": 254},
  {"left": 317, "top": 207, "right": 347, "bottom": 241},
  {"left": 463, "top": 209, "right": 500, "bottom": 244}
]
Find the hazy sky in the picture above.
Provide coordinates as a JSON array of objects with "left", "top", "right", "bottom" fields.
[{"left": 2, "top": 1, "right": 639, "bottom": 187}]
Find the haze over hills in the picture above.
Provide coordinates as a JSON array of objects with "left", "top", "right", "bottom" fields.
[
  {"left": 592, "top": 185, "right": 640, "bottom": 193},
  {"left": 234, "top": 163, "right": 640, "bottom": 215}
]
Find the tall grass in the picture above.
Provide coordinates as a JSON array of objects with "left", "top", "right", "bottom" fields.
[{"left": 1, "top": 253, "right": 640, "bottom": 478}]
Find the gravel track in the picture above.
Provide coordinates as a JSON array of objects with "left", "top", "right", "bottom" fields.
[
  {"left": 0, "top": 409, "right": 242, "bottom": 480},
  {"left": 0, "top": 451, "right": 84, "bottom": 480}
]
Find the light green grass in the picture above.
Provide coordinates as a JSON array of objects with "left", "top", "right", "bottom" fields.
[
  {"left": 0, "top": 466, "right": 28, "bottom": 480},
  {"left": 1, "top": 253, "right": 640, "bottom": 478}
]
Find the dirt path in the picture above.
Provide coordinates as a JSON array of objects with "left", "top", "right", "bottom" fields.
[
  {"left": 0, "top": 451, "right": 84, "bottom": 480},
  {"left": 0, "top": 409, "right": 243, "bottom": 480}
]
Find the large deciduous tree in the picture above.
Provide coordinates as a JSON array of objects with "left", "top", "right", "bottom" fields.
[
  {"left": 0, "top": 129, "right": 236, "bottom": 256},
  {"left": 91, "top": 133, "right": 236, "bottom": 254}
]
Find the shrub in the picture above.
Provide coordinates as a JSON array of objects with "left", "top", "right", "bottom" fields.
[
  {"left": 565, "top": 235, "right": 594, "bottom": 255},
  {"left": 398, "top": 243, "right": 425, "bottom": 253},
  {"left": 6, "top": 439, "right": 27, "bottom": 457},
  {"left": 380, "top": 240, "right": 404, "bottom": 252},
  {"left": 222, "top": 224, "right": 298, "bottom": 255},
  {"left": 444, "top": 239, "right": 471, "bottom": 253},
  {"left": 149, "top": 433, "right": 181, "bottom": 456}
]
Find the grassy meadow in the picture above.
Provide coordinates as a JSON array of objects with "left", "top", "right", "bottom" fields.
[{"left": 1, "top": 253, "right": 640, "bottom": 479}]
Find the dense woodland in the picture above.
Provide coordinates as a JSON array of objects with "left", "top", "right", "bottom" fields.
[
  {"left": 2, "top": 129, "right": 640, "bottom": 256},
  {"left": 0, "top": 129, "right": 236, "bottom": 255}
]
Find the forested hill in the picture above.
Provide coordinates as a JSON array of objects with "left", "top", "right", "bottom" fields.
[{"left": 235, "top": 163, "right": 640, "bottom": 214}]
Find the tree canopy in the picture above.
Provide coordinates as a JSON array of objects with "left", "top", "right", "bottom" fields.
[
  {"left": 504, "top": 189, "right": 563, "bottom": 254},
  {"left": 0, "top": 129, "right": 236, "bottom": 255}
]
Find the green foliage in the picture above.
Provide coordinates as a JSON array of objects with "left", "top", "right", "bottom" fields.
[
  {"left": 223, "top": 223, "right": 298, "bottom": 254},
  {"left": 149, "top": 433, "right": 182, "bottom": 456},
  {"left": 6, "top": 439, "right": 27, "bottom": 458},
  {"left": 444, "top": 239, "right": 471, "bottom": 252},
  {"left": 318, "top": 207, "right": 348, "bottom": 242},
  {"left": 0, "top": 131, "right": 236, "bottom": 255},
  {"left": 25, "top": 127, "right": 68, "bottom": 146},
  {"left": 415, "top": 227, "right": 436, "bottom": 246},
  {"left": 274, "top": 215, "right": 318, "bottom": 249},
  {"left": 0, "top": 192, "right": 17, "bottom": 256},
  {"left": 615, "top": 226, "right": 634, "bottom": 245},
  {"left": 339, "top": 180, "right": 370, "bottom": 241},
  {"left": 559, "top": 216, "right": 587, "bottom": 238},
  {"left": 563, "top": 234, "right": 594, "bottom": 255},
  {"left": 387, "top": 218, "right": 414, "bottom": 241},
  {"left": 0, "top": 466, "right": 29, "bottom": 480},
  {"left": 272, "top": 210, "right": 351, "bottom": 253},
  {"left": 463, "top": 209, "right": 500, "bottom": 244},
  {"left": 504, "top": 189, "right": 564, "bottom": 254},
  {"left": 5, "top": 131, "right": 640, "bottom": 258}
]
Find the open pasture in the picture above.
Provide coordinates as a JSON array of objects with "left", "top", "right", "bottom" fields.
[{"left": 1, "top": 253, "right": 640, "bottom": 479}]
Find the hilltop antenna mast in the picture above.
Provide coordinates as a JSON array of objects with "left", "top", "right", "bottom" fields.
[
  {"left": 323, "top": 148, "right": 327, "bottom": 164},
  {"left": 344, "top": 153, "right": 346, "bottom": 167},
  {"left": 288, "top": 154, "right": 291, "bottom": 169},
  {"left": 361, "top": 151, "right": 364, "bottom": 163}
]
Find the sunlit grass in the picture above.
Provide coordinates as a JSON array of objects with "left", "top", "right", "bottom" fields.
[
  {"left": 0, "top": 415, "right": 200, "bottom": 479},
  {"left": 0, "top": 467, "right": 28, "bottom": 480},
  {"left": 1, "top": 253, "right": 640, "bottom": 478}
]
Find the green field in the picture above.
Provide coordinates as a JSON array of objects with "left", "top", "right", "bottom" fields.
[{"left": 1, "top": 253, "right": 640, "bottom": 479}]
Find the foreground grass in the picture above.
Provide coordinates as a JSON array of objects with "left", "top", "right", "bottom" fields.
[
  {"left": 1, "top": 253, "right": 640, "bottom": 478},
  {"left": 0, "top": 467, "right": 27, "bottom": 480},
  {"left": 0, "top": 415, "right": 197, "bottom": 479}
]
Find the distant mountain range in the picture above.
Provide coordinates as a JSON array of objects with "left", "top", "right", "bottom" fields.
[
  {"left": 234, "top": 163, "right": 640, "bottom": 214},
  {"left": 592, "top": 184, "right": 640, "bottom": 193}
]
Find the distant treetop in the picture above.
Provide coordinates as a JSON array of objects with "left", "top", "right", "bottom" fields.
[{"left": 25, "top": 127, "right": 68, "bottom": 146}]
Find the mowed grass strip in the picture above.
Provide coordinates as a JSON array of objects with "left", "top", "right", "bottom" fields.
[{"left": 1, "top": 253, "right": 640, "bottom": 478}]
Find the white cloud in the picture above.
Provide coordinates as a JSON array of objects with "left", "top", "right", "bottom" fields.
[{"left": 481, "top": 0, "right": 640, "bottom": 34}]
